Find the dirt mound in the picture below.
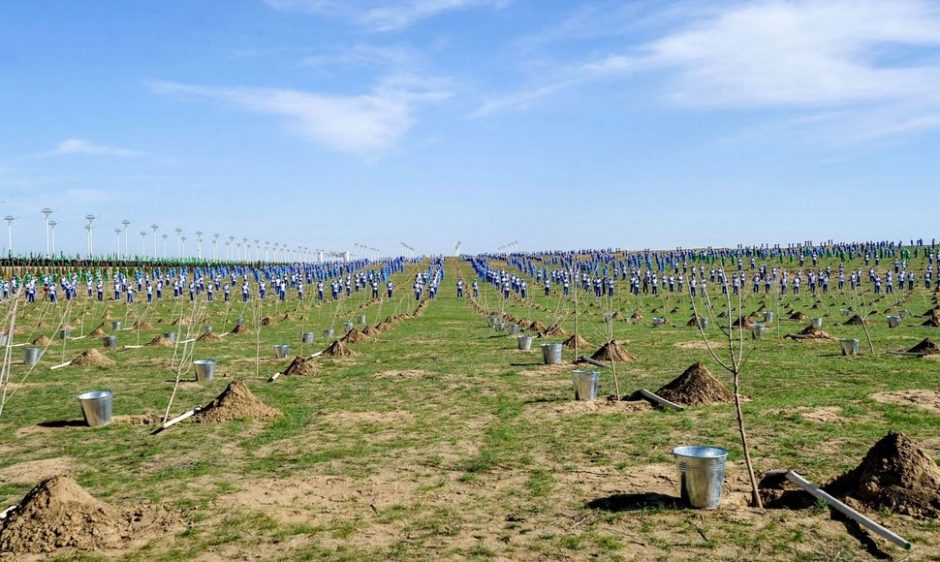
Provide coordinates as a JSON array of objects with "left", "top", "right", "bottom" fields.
[
  {"left": 282, "top": 356, "right": 318, "bottom": 376},
  {"left": 789, "top": 311, "right": 809, "bottom": 321},
  {"left": 542, "top": 324, "right": 567, "bottom": 337},
  {"left": 922, "top": 316, "right": 940, "bottom": 328},
  {"left": 922, "top": 307, "right": 940, "bottom": 317},
  {"left": 282, "top": 312, "right": 292, "bottom": 320},
  {"left": 908, "top": 338, "right": 940, "bottom": 355},
  {"left": 133, "top": 320, "right": 152, "bottom": 330},
  {"left": 630, "top": 311, "right": 644, "bottom": 321},
  {"left": 731, "top": 315, "right": 752, "bottom": 328},
  {"left": 529, "top": 320, "right": 547, "bottom": 333},
  {"left": 654, "top": 362, "right": 732, "bottom": 406},
  {"left": 146, "top": 335, "right": 174, "bottom": 348},
  {"left": 70, "top": 349, "right": 115, "bottom": 367},
  {"left": 170, "top": 317, "right": 190, "bottom": 326},
  {"left": 788, "top": 326, "right": 835, "bottom": 340},
  {"left": 590, "top": 341, "right": 636, "bottom": 362},
  {"left": 0, "top": 475, "right": 172, "bottom": 554},
  {"left": 32, "top": 335, "right": 52, "bottom": 346},
  {"left": 261, "top": 316, "right": 274, "bottom": 326},
  {"left": 562, "top": 334, "right": 591, "bottom": 349},
  {"left": 340, "top": 328, "right": 368, "bottom": 344},
  {"left": 843, "top": 315, "right": 867, "bottom": 325},
  {"left": 89, "top": 327, "right": 106, "bottom": 338},
  {"left": 323, "top": 340, "right": 353, "bottom": 356},
  {"left": 362, "top": 325, "right": 379, "bottom": 336},
  {"left": 230, "top": 323, "right": 249, "bottom": 334},
  {"left": 197, "top": 332, "right": 222, "bottom": 343},
  {"left": 193, "top": 381, "right": 281, "bottom": 423},
  {"left": 825, "top": 431, "right": 940, "bottom": 519},
  {"left": 686, "top": 316, "right": 705, "bottom": 328}
]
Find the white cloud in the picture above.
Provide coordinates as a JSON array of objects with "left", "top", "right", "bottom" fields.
[
  {"left": 151, "top": 79, "right": 449, "bottom": 153},
  {"left": 52, "top": 138, "right": 141, "bottom": 157},
  {"left": 474, "top": 0, "right": 940, "bottom": 143},
  {"left": 263, "top": 0, "right": 507, "bottom": 31}
]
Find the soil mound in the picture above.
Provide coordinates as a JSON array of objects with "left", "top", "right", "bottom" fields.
[
  {"left": 542, "top": 324, "right": 567, "bottom": 337},
  {"left": 133, "top": 320, "right": 152, "bottom": 330},
  {"left": 230, "top": 323, "right": 249, "bottom": 334},
  {"left": 654, "top": 363, "right": 732, "bottom": 406},
  {"left": 283, "top": 356, "right": 318, "bottom": 376},
  {"left": 922, "top": 307, "right": 940, "bottom": 318},
  {"left": 261, "top": 316, "right": 273, "bottom": 326},
  {"left": 341, "top": 328, "right": 368, "bottom": 344},
  {"left": 686, "top": 316, "right": 705, "bottom": 328},
  {"left": 70, "top": 349, "right": 115, "bottom": 367},
  {"left": 788, "top": 326, "right": 835, "bottom": 340},
  {"left": 193, "top": 381, "right": 281, "bottom": 423},
  {"left": 89, "top": 327, "right": 106, "bottom": 338},
  {"left": 563, "top": 334, "right": 591, "bottom": 349},
  {"left": 922, "top": 316, "right": 940, "bottom": 328},
  {"left": 908, "top": 338, "right": 940, "bottom": 355},
  {"left": 197, "top": 332, "right": 222, "bottom": 343},
  {"left": 630, "top": 311, "right": 644, "bottom": 321},
  {"left": 0, "top": 475, "right": 170, "bottom": 554},
  {"left": 323, "top": 340, "right": 353, "bottom": 356},
  {"left": 590, "top": 341, "right": 636, "bottom": 362},
  {"left": 529, "top": 320, "right": 547, "bottom": 333},
  {"left": 32, "top": 335, "right": 52, "bottom": 346},
  {"left": 825, "top": 431, "right": 940, "bottom": 519},
  {"left": 282, "top": 312, "right": 292, "bottom": 320},
  {"left": 843, "top": 315, "right": 867, "bottom": 325},
  {"left": 731, "top": 315, "right": 752, "bottom": 328},
  {"left": 146, "top": 335, "right": 174, "bottom": 348},
  {"left": 170, "top": 317, "right": 190, "bottom": 326},
  {"left": 789, "top": 311, "right": 809, "bottom": 321}
]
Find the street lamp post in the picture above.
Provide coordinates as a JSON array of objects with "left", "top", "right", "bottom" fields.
[
  {"left": 175, "top": 228, "right": 183, "bottom": 257},
  {"left": 4, "top": 216, "right": 14, "bottom": 254},
  {"left": 41, "top": 208, "right": 53, "bottom": 257},
  {"left": 48, "top": 221, "right": 57, "bottom": 255},
  {"left": 121, "top": 219, "right": 131, "bottom": 257},
  {"left": 161, "top": 233, "right": 168, "bottom": 258},
  {"left": 84, "top": 215, "right": 96, "bottom": 257},
  {"left": 212, "top": 233, "right": 220, "bottom": 260},
  {"left": 150, "top": 224, "right": 159, "bottom": 258},
  {"left": 140, "top": 231, "right": 147, "bottom": 255},
  {"left": 196, "top": 231, "right": 203, "bottom": 259},
  {"left": 114, "top": 227, "right": 122, "bottom": 255}
]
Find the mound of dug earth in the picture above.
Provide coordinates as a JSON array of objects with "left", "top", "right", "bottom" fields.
[
  {"left": 529, "top": 321, "right": 547, "bottom": 333},
  {"left": 133, "top": 320, "right": 152, "bottom": 330},
  {"left": 590, "top": 341, "right": 636, "bottom": 362},
  {"left": 261, "top": 316, "right": 274, "bottom": 326},
  {"left": 193, "top": 381, "right": 281, "bottom": 423},
  {"left": 70, "top": 349, "right": 115, "bottom": 367},
  {"left": 542, "top": 324, "right": 567, "bottom": 337},
  {"left": 654, "top": 363, "right": 732, "bottom": 406},
  {"left": 323, "top": 340, "right": 353, "bottom": 356},
  {"left": 563, "top": 334, "right": 591, "bottom": 349},
  {"left": 843, "top": 315, "right": 867, "bottom": 325},
  {"left": 32, "top": 335, "right": 52, "bottom": 346},
  {"left": 340, "top": 328, "right": 368, "bottom": 344},
  {"left": 197, "top": 332, "right": 222, "bottom": 343},
  {"left": 630, "top": 311, "right": 644, "bottom": 321},
  {"left": 89, "top": 326, "right": 106, "bottom": 338},
  {"left": 283, "top": 356, "right": 318, "bottom": 376},
  {"left": 789, "top": 311, "right": 809, "bottom": 321},
  {"left": 922, "top": 316, "right": 940, "bottom": 328},
  {"left": 908, "top": 338, "right": 940, "bottom": 355},
  {"left": 230, "top": 324, "right": 249, "bottom": 334},
  {"left": 826, "top": 431, "right": 940, "bottom": 519},
  {"left": 787, "top": 326, "right": 835, "bottom": 340},
  {"left": 146, "top": 335, "right": 174, "bottom": 348},
  {"left": 0, "top": 475, "right": 171, "bottom": 554}
]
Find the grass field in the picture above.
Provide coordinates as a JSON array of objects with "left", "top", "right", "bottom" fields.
[{"left": 0, "top": 256, "right": 938, "bottom": 561}]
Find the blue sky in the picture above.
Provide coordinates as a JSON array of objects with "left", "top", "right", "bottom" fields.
[{"left": 2, "top": 0, "right": 940, "bottom": 257}]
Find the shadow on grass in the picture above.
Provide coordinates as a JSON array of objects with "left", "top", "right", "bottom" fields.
[
  {"left": 587, "top": 492, "right": 682, "bottom": 512},
  {"left": 37, "top": 419, "right": 87, "bottom": 428}
]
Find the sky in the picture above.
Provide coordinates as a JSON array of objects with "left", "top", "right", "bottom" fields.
[{"left": 2, "top": 0, "right": 940, "bottom": 258}]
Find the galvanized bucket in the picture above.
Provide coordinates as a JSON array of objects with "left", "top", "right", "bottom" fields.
[
  {"left": 193, "top": 359, "right": 216, "bottom": 382},
  {"left": 517, "top": 335, "right": 533, "bottom": 351},
  {"left": 324, "top": 328, "right": 335, "bottom": 339},
  {"left": 344, "top": 321, "right": 354, "bottom": 332},
  {"left": 750, "top": 323, "right": 766, "bottom": 339},
  {"left": 23, "top": 346, "right": 42, "bottom": 366},
  {"left": 488, "top": 316, "right": 498, "bottom": 327},
  {"left": 273, "top": 344, "right": 289, "bottom": 359},
  {"left": 163, "top": 332, "right": 177, "bottom": 343},
  {"left": 59, "top": 329, "right": 71, "bottom": 340},
  {"left": 572, "top": 370, "right": 600, "bottom": 401},
  {"left": 103, "top": 335, "right": 117, "bottom": 349},
  {"left": 840, "top": 338, "right": 859, "bottom": 356},
  {"left": 236, "top": 317, "right": 245, "bottom": 326},
  {"left": 112, "top": 320, "right": 122, "bottom": 331},
  {"left": 496, "top": 321, "right": 506, "bottom": 332},
  {"left": 887, "top": 316, "right": 901, "bottom": 328},
  {"left": 77, "top": 390, "right": 113, "bottom": 427},
  {"left": 697, "top": 318, "right": 708, "bottom": 330},
  {"left": 0, "top": 333, "right": 7, "bottom": 346},
  {"left": 203, "top": 325, "right": 213, "bottom": 334},
  {"left": 509, "top": 323, "right": 521, "bottom": 335},
  {"left": 541, "top": 343, "right": 563, "bottom": 364},
  {"left": 811, "top": 317, "right": 823, "bottom": 328},
  {"left": 301, "top": 332, "right": 314, "bottom": 344},
  {"left": 358, "top": 314, "right": 367, "bottom": 325},
  {"left": 899, "top": 310, "right": 909, "bottom": 319},
  {"left": 673, "top": 445, "right": 728, "bottom": 509},
  {"left": 763, "top": 311, "right": 774, "bottom": 323},
  {"left": 652, "top": 317, "right": 666, "bottom": 327}
]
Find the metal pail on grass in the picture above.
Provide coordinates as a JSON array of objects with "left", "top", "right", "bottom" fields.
[
  {"left": 77, "top": 390, "right": 113, "bottom": 427},
  {"left": 273, "top": 344, "right": 289, "bottom": 359},
  {"left": 163, "top": 332, "right": 177, "bottom": 343},
  {"left": 652, "top": 317, "right": 666, "bottom": 327},
  {"left": 203, "top": 325, "right": 213, "bottom": 334},
  {"left": 24, "top": 346, "right": 42, "bottom": 366},
  {"left": 112, "top": 321, "right": 122, "bottom": 331},
  {"left": 59, "top": 329, "right": 71, "bottom": 340},
  {"left": 236, "top": 317, "right": 245, "bottom": 327},
  {"left": 763, "top": 311, "right": 774, "bottom": 323},
  {"left": 517, "top": 335, "right": 533, "bottom": 351},
  {"left": 811, "top": 317, "right": 823, "bottom": 328},
  {"left": 193, "top": 359, "right": 216, "bottom": 382},
  {"left": 750, "top": 323, "right": 766, "bottom": 339},
  {"left": 301, "top": 332, "right": 314, "bottom": 344},
  {"left": 358, "top": 314, "right": 367, "bottom": 325},
  {"left": 344, "top": 321, "right": 354, "bottom": 332},
  {"left": 509, "top": 323, "right": 521, "bottom": 335},
  {"left": 673, "top": 445, "right": 728, "bottom": 509},
  {"left": 103, "top": 335, "right": 117, "bottom": 349},
  {"left": 572, "top": 370, "right": 600, "bottom": 402},
  {"left": 541, "top": 343, "right": 562, "bottom": 364},
  {"left": 324, "top": 328, "right": 335, "bottom": 339},
  {"left": 887, "top": 316, "right": 901, "bottom": 329},
  {"left": 840, "top": 338, "right": 859, "bottom": 356}
]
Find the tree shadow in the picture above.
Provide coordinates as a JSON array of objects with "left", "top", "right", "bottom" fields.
[
  {"left": 831, "top": 510, "right": 892, "bottom": 560},
  {"left": 37, "top": 419, "right": 87, "bottom": 429},
  {"left": 587, "top": 492, "right": 682, "bottom": 512}
]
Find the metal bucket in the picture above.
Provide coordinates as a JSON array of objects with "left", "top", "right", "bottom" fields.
[
  {"left": 163, "top": 332, "right": 177, "bottom": 343},
  {"left": 509, "top": 323, "right": 521, "bottom": 335},
  {"left": 111, "top": 320, "right": 122, "bottom": 331},
  {"left": 77, "top": 390, "right": 113, "bottom": 427},
  {"left": 517, "top": 335, "right": 533, "bottom": 350},
  {"left": 673, "top": 445, "right": 728, "bottom": 509},
  {"left": 572, "top": 370, "right": 600, "bottom": 402},
  {"left": 887, "top": 316, "right": 901, "bottom": 328},
  {"left": 301, "top": 332, "right": 314, "bottom": 344},
  {"left": 203, "top": 325, "right": 213, "bottom": 334},
  {"left": 496, "top": 321, "right": 506, "bottom": 332},
  {"left": 103, "top": 335, "right": 117, "bottom": 349},
  {"left": 59, "top": 329, "right": 71, "bottom": 340},
  {"left": 324, "top": 328, "right": 335, "bottom": 339},
  {"left": 763, "top": 311, "right": 774, "bottom": 323},
  {"left": 652, "top": 317, "right": 666, "bottom": 327},
  {"left": 344, "top": 321, "right": 354, "bottom": 332},
  {"left": 541, "top": 343, "right": 563, "bottom": 365},
  {"left": 236, "top": 317, "right": 245, "bottom": 326},
  {"left": 697, "top": 318, "right": 708, "bottom": 330},
  {"left": 899, "top": 310, "right": 909, "bottom": 319},
  {"left": 358, "top": 314, "right": 367, "bottom": 325},
  {"left": 23, "top": 346, "right": 42, "bottom": 366},
  {"left": 273, "top": 344, "right": 289, "bottom": 359},
  {"left": 840, "top": 338, "right": 859, "bottom": 356},
  {"left": 488, "top": 316, "right": 498, "bottom": 327},
  {"left": 0, "top": 334, "right": 7, "bottom": 346},
  {"left": 193, "top": 359, "right": 216, "bottom": 382},
  {"left": 811, "top": 317, "right": 823, "bottom": 328},
  {"left": 750, "top": 323, "right": 766, "bottom": 339}
]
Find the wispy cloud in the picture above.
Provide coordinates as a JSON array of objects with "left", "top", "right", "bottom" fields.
[
  {"left": 475, "top": 0, "right": 940, "bottom": 143},
  {"left": 263, "top": 0, "right": 508, "bottom": 31},
  {"left": 150, "top": 78, "right": 449, "bottom": 153},
  {"left": 52, "top": 138, "right": 141, "bottom": 157}
]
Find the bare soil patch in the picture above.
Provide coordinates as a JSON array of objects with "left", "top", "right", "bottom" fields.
[{"left": 871, "top": 389, "right": 940, "bottom": 415}]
